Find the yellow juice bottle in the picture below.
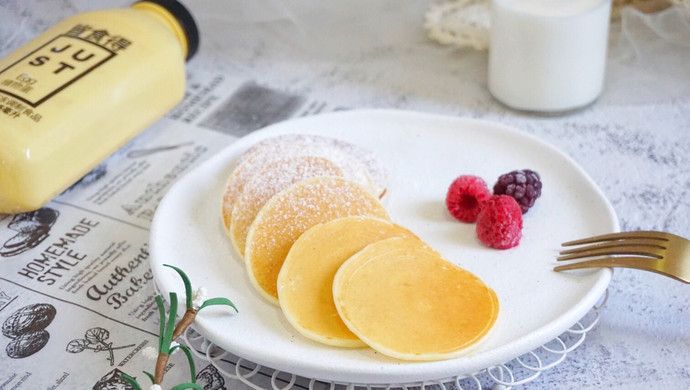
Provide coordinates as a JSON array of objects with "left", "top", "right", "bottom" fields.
[{"left": 0, "top": 0, "right": 199, "bottom": 213}]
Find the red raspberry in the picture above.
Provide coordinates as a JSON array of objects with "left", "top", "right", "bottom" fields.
[
  {"left": 445, "top": 175, "right": 491, "bottom": 223},
  {"left": 476, "top": 195, "right": 523, "bottom": 249}
]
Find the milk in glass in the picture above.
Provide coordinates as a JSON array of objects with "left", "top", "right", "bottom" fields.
[{"left": 488, "top": 0, "right": 612, "bottom": 113}]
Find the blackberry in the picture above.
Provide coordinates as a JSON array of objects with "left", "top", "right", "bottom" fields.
[{"left": 493, "top": 169, "right": 542, "bottom": 214}]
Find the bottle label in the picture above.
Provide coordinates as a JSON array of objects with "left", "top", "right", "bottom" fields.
[{"left": 0, "top": 25, "right": 132, "bottom": 114}]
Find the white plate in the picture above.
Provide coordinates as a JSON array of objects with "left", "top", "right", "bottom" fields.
[{"left": 150, "top": 109, "right": 617, "bottom": 384}]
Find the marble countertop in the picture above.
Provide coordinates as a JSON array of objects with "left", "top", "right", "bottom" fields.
[{"left": 1, "top": 0, "right": 689, "bottom": 388}]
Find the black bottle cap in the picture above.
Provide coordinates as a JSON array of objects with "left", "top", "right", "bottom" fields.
[{"left": 136, "top": 0, "right": 200, "bottom": 61}]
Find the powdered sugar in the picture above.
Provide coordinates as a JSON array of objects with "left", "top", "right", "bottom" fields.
[
  {"left": 239, "top": 134, "right": 388, "bottom": 196},
  {"left": 221, "top": 136, "right": 383, "bottom": 231},
  {"left": 229, "top": 156, "right": 344, "bottom": 255},
  {"left": 244, "top": 176, "right": 389, "bottom": 302}
]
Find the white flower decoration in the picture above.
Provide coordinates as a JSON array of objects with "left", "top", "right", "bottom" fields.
[
  {"left": 192, "top": 286, "right": 208, "bottom": 310},
  {"left": 142, "top": 346, "right": 158, "bottom": 360},
  {"left": 150, "top": 385, "right": 162, "bottom": 390}
]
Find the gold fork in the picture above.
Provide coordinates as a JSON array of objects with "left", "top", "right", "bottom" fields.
[{"left": 554, "top": 231, "right": 690, "bottom": 284}]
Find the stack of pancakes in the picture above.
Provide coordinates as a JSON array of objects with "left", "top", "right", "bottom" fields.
[{"left": 221, "top": 134, "right": 498, "bottom": 361}]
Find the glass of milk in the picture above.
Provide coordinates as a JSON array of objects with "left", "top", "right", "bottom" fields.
[{"left": 488, "top": 0, "right": 612, "bottom": 113}]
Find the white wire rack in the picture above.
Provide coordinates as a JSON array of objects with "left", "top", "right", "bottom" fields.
[{"left": 182, "top": 290, "right": 609, "bottom": 390}]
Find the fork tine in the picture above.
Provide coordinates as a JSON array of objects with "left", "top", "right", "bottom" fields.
[
  {"left": 554, "top": 256, "right": 689, "bottom": 284},
  {"left": 558, "top": 245, "right": 665, "bottom": 261},
  {"left": 554, "top": 256, "right": 662, "bottom": 271},
  {"left": 562, "top": 231, "right": 670, "bottom": 246},
  {"left": 560, "top": 238, "right": 667, "bottom": 254}
]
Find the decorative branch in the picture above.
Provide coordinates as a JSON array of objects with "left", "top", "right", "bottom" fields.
[{"left": 121, "top": 264, "right": 237, "bottom": 390}]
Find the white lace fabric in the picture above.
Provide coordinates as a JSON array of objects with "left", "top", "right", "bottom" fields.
[
  {"left": 424, "top": 0, "right": 490, "bottom": 50},
  {"left": 424, "top": 0, "right": 689, "bottom": 50}
]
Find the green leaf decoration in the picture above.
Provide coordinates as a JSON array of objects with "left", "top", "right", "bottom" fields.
[
  {"left": 170, "top": 344, "right": 197, "bottom": 383},
  {"left": 155, "top": 296, "right": 166, "bottom": 351},
  {"left": 164, "top": 264, "right": 193, "bottom": 309},
  {"left": 120, "top": 373, "right": 143, "bottom": 390},
  {"left": 161, "top": 292, "right": 179, "bottom": 354},
  {"left": 170, "top": 384, "right": 204, "bottom": 390},
  {"left": 199, "top": 297, "right": 238, "bottom": 313},
  {"left": 143, "top": 371, "right": 155, "bottom": 384}
]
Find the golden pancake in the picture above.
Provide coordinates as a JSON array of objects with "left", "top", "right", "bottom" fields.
[
  {"left": 221, "top": 139, "right": 379, "bottom": 233},
  {"left": 245, "top": 177, "right": 389, "bottom": 305},
  {"left": 333, "top": 236, "right": 499, "bottom": 361},
  {"left": 277, "top": 216, "right": 417, "bottom": 347},
  {"left": 229, "top": 156, "right": 344, "bottom": 257}
]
